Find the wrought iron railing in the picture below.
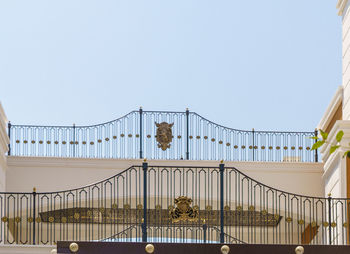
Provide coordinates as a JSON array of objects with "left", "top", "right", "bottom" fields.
[
  {"left": 0, "top": 163, "right": 348, "bottom": 246},
  {"left": 7, "top": 109, "right": 318, "bottom": 162}
]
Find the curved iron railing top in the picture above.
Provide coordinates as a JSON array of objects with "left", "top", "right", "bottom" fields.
[{"left": 7, "top": 109, "right": 318, "bottom": 162}]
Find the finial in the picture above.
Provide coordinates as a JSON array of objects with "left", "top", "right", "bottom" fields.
[
  {"left": 143, "top": 158, "right": 147, "bottom": 162},
  {"left": 220, "top": 160, "right": 224, "bottom": 164},
  {"left": 328, "top": 193, "right": 332, "bottom": 197},
  {"left": 140, "top": 106, "right": 143, "bottom": 109},
  {"left": 33, "top": 187, "right": 36, "bottom": 192}
]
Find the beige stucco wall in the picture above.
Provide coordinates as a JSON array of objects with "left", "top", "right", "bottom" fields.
[{"left": 6, "top": 157, "right": 324, "bottom": 197}]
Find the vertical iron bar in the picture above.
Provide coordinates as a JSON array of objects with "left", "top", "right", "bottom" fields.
[
  {"left": 314, "top": 129, "right": 318, "bottom": 162},
  {"left": 186, "top": 108, "right": 189, "bottom": 160},
  {"left": 219, "top": 162, "right": 225, "bottom": 243},
  {"left": 32, "top": 188, "right": 36, "bottom": 245},
  {"left": 142, "top": 161, "right": 148, "bottom": 242},
  {"left": 328, "top": 195, "right": 332, "bottom": 245},
  {"left": 73, "top": 124, "right": 76, "bottom": 157},
  {"left": 139, "top": 107, "right": 143, "bottom": 159},
  {"left": 7, "top": 121, "right": 11, "bottom": 156},
  {"left": 203, "top": 222, "right": 207, "bottom": 243},
  {"left": 252, "top": 128, "right": 255, "bottom": 161}
]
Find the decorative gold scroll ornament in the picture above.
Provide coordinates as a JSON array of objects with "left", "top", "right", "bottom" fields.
[
  {"left": 155, "top": 122, "right": 174, "bottom": 151},
  {"left": 170, "top": 196, "right": 199, "bottom": 223}
]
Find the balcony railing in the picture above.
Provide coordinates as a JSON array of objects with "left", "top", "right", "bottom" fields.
[
  {"left": 0, "top": 163, "right": 348, "bottom": 246},
  {"left": 7, "top": 109, "right": 318, "bottom": 162}
]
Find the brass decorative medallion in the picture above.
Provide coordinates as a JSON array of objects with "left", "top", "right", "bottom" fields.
[
  {"left": 170, "top": 196, "right": 198, "bottom": 223},
  {"left": 155, "top": 122, "right": 174, "bottom": 151}
]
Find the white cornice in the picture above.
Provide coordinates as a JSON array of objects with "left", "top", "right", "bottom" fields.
[
  {"left": 317, "top": 86, "right": 343, "bottom": 131},
  {"left": 337, "top": 0, "right": 349, "bottom": 16}
]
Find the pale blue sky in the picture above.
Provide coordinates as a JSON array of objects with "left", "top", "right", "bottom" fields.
[{"left": 0, "top": 1, "right": 341, "bottom": 131}]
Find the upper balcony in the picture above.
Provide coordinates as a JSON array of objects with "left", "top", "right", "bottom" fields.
[{"left": 6, "top": 109, "right": 318, "bottom": 162}]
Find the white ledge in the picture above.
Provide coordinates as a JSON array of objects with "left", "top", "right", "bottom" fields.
[{"left": 317, "top": 86, "right": 343, "bottom": 131}]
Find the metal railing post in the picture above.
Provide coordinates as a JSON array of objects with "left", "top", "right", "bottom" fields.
[
  {"left": 219, "top": 161, "right": 225, "bottom": 243},
  {"left": 203, "top": 220, "right": 207, "bottom": 243},
  {"left": 73, "top": 124, "right": 76, "bottom": 157},
  {"left": 186, "top": 108, "right": 189, "bottom": 160},
  {"left": 252, "top": 128, "right": 255, "bottom": 161},
  {"left": 142, "top": 160, "right": 148, "bottom": 242},
  {"left": 32, "top": 187, "right": 36, "bottom": 245},
  {"left": 7, "top": 121, "right": 11, "bottom": 155},
  {"left": 139, "top": 107, "right": 143, "bottom": 159},
  {"left": 314, "top": 129, "right": 318, "bottom": 162},
  {"left": 328, "top": 194, "right": 332, "bottom": 245}
]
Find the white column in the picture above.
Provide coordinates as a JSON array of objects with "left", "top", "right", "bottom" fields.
[
  {"left": 0, "top": 102, "right": 9, "bottom": 246},
  {"left": 0, "top": 102, "right": 9, "bottom": 192}
]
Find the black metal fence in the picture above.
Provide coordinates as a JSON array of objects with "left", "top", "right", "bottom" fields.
[
  {"left": 0, "top": 163, "right": 348, "bottom": 246},
  {"left": 8, "top": 109, "right": 318, "bottom": 162}
]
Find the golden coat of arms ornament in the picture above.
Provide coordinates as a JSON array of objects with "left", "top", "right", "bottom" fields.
[
  {"left": 155, "top": 122, "right": 174, "bottom": 151},
  {"left": 170, "top": 196, "right": 199, "bottom": 223}
]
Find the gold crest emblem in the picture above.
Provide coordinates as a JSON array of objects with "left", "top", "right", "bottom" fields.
[
  {"left": 170, "top": 196, "right": 199, "bottom": 223},
  {"left": 155, "top": 122, "right": 174, "bottom": 151}
]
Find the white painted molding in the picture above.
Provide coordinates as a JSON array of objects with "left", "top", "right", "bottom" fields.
[
  {"left": 322, "top": 146, "right": 342, "bottom": 181},
  {"left": 337, "top": 0, "right": 349, "bottom": 16},
  {"left": 317, "top": 86, "right": 343, "bottom": 131}
]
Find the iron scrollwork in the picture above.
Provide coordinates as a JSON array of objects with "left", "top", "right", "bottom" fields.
[{"left": 170, "top": 196, "right": 199, "bottom": 223}]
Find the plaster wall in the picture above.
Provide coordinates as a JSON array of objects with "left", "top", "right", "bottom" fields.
[{"left": 6, "top": 157, "right": 324, "bottom": 197}]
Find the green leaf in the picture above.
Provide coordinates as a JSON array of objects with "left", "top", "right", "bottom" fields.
[
  {"left": 343, "top": 151, "right": 350, "bottom": 158},
  {"left": 336, "top": 130, "right": 344, "bottom": 143},
  {"left": 319, "top": 130, "right": 328, "bottom": 140},
  {"left": 330, "top": 145, "right": 340, "bottom": 154},
  {"left": 309, "top": 136, "right": 319, "bottom": 140},
  {"left": 311, "top": 140, "right": 325, "bottom": 150}
]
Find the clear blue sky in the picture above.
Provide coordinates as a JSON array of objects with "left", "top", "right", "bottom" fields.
[{"left": 0, "top": 0, "right": 341, "bottom": 131}]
